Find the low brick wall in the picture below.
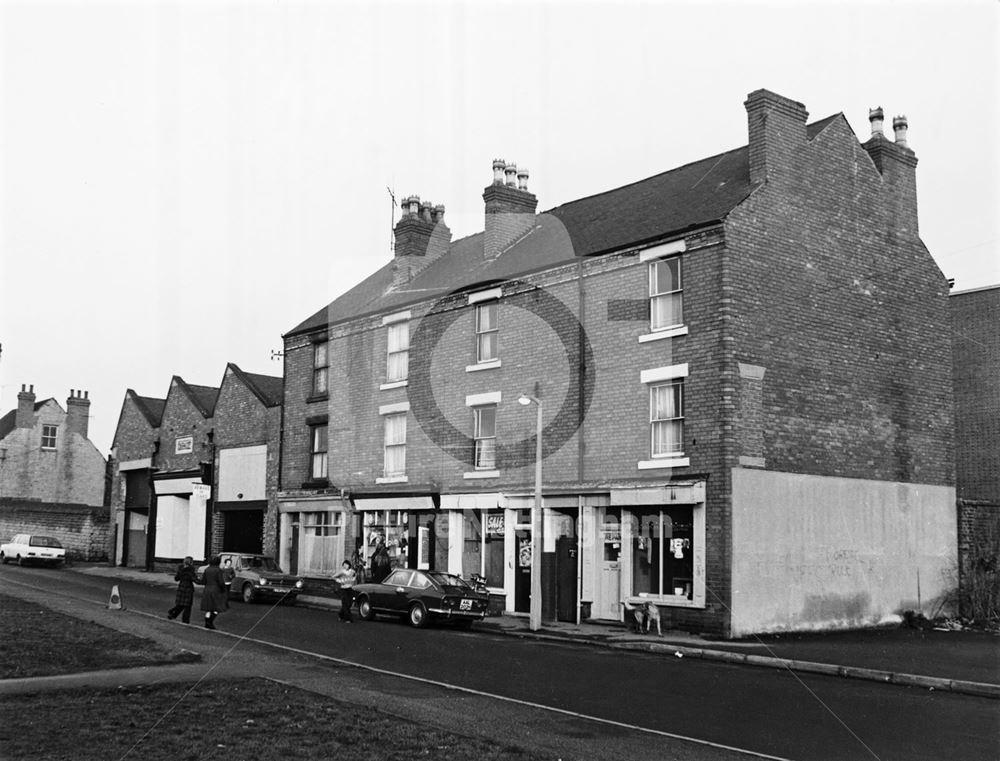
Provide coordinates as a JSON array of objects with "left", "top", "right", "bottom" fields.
[
  {"left": 958, "top": 499, "right": 1000, "bottom": 618},
  {"left": 0, "top": 498, "right": 109, "bottom": 562}
]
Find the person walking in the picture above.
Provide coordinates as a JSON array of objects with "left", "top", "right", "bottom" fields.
[
  {"left": 222, "top": 557, "right": 236, "bottom": 597},
  {"left": 166, "top": 556, "right": 196, "bottom": 623},
  {"left": 371, "top": 541, "right": 391, "bottom": 583},
  {"left": 333, "top": 560, "right": 357, "bottom": 622},
  {"left": 200, "top": 555, "right": 227, "bottom": 630}
]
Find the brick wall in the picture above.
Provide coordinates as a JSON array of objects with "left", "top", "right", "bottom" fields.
[
  {"left": 211, "top": 366, "right": 282, "bottom": 557},
  {"left": 0, "top": 498, "right": 110, "bottom": 561},
  {"left": 725, "top": 114, "right": 954, "bottom": 486},
  {"left": 952, "top": 287, "right": 1000, "bottom": 503},
  {"left": 156, "top": 379, "right": 214, "bottom": 473}
]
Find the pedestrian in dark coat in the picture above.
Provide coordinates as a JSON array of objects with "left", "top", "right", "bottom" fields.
[
  {"left": 371, "top": 541, "right": 391, "bottom": 583},
  {"left": 167, "top": 556, "right": 196, "bottom": 623},
  {"left": 200, "top": 555, "right": 227, "bottom": 629}
]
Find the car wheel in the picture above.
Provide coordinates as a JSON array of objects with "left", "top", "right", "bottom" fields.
[
  {"left": 241, "top": 583, "right": 255, "bottom": 604},
  {"left": 408, "top": 602, "right": 429, "bottom": 628},
  {"left": 358, "top": 596, "right": 376, "bottom": 621},
  {"left": 16, "top": 555, "right": 24, "bottom": 566},
  {"left": 0, "top": 553, "right": 6, "bottom": 565}
]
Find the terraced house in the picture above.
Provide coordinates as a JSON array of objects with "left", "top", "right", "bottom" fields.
[{"left": 279, "top": 89, "right": 955, "bottom": 637}]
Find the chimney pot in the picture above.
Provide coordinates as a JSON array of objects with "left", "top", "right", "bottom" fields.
[
  {"left": 420, "top": 200, "right": 433, "bottom": 222},
  {"left": 492, "top": 158, "right": 506, "bottom": 185},
  {"left": 517, "top": 167, "right": 529, "bottom": 191},
  {"left": 868, "top": 106, "right": 884, "bottom": 137},
  {"left": 504, "top": 163, "right": 517, "bottom": 187},
  {"left": 433, "top": 204, "right": 446, "bottom": 224},
  {"left": 892, "top": 115, "right": 908, "bottom": 147}
]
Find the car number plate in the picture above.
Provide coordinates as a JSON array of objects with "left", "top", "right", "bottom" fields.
[{"left": 460, "top": 598, "right": 473, "bottom": 611}]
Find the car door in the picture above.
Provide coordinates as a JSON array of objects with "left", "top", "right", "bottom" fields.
[{"left": 378, "top": 569, "right": 413, "bottom": 613}]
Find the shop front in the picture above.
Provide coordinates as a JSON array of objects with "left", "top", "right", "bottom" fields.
[
  {"left": 352, "top": 496, "right": 437, "bottom": 579},
  {"left": 151, "top": 471, "right": 211, "bottom": 563},
  {"left": 277, "top": 495, "right": 351, "bottom": 577}
]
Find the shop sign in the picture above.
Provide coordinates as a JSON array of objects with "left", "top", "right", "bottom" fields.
[
  {"left": 486, "top": 514, "right": 505, "bottom": 537},
  {"left": 175, "top": 436, "right": 193, "bottom": 455}
]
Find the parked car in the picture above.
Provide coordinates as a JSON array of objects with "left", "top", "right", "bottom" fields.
[
  {"left": 353, "top": 568, "right": 490, "bottom": 628},
  {"left": 0, "top": 534, "right": 66, "bottom": 567},
  {"left": 196, "top": 552, "right": 304, "bottom": 604}
]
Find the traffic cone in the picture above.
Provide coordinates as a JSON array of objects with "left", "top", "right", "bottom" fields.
[{"left": 108, "top": 584, "right": 124, "bottom": 610}]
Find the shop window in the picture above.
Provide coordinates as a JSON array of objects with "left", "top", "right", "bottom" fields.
[
  {"left": 383, "top": 413, "right": 406, "bottom": 477},
  {"left": 310, "top": 424, "right": 328, "bottom": 480},
  {"left": 630, "top": 508, "right": 693, "bottom": 599},
  {"left": 483, "top": 510, "right": 505, "bottom": 587},
  {"left": 462, "top": 510, "right": 482, "bottom": 578},
  {"left": 386, "top": 322, "right": 409, "bottom": 382},
  {"left": 473, "top": 405, "right": 497, "bottom": 470},
  {"left": 650, "top": 381, "right": 684, "bottom": 457},
  {"left": 475, "top": 301, "right": 498, "bottom": 363},
  {"left": 312, "top": 341, "right": 329, "bottom": 396},
  {"left": 364, "top": 510, "right": 409, "bottom": 571},
  {"left": 649, "top": 256, "right": 683, "bottom": 331},
  {"left": 41, "top": 424, "right": 58, "bottom": 449}
]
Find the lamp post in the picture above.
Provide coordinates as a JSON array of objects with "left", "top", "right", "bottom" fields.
[{"left": 518, "top": 393, "right": 543, "bottom": 631}]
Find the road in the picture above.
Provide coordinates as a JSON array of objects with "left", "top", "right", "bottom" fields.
[{"left": 4, "top": 564, "right": 997, "bottom": 761}]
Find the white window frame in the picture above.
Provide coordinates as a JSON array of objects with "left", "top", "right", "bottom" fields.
[
  {"left": 382, "top": 413, "right": 407, "bottom": 478},
  {"left": 473, "top": 405, "right": 497, "bottom": 471},
  {"left": 650, "top": 381, "right": 684, "bottom": 458},
  {"left": 385, "top": 321, "right": 409, "bottom": 383},
  {"left": 648, "top": 256, "right": 683, "bottom": 332},
  {"left": 475, "top": 301, "right": 499, "bottom": 363}
]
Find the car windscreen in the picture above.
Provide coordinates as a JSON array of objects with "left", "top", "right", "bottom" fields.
[
  {"left": 425, "top": 572, "right": 471, "bottom": 589},
  {"left": 242, "top": 556, "right": 281, "bottom": 572},
  {"left": 29, "top": 536, "right": 63, "bottom": 548}
]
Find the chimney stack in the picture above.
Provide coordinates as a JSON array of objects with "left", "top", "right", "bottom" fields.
[
  {"left": 16, "top": 384, "right": 35, "bottom": 429},
  {"left": 482, "top": 157, "right": 538, "bottom": 259},
  {"left": 869, "top": 107, "right": 884, "bottom": 138},
  {"left": 863, "top": 107, "right": 919, "bottom": 238},
  {"left": 744, "top": 89, "right": 809, "bottom": 185},
  {"left": 892, "top": 115, "right": 908, "bottom": 147},
  {"left": 66, "top": 389, "right": 91, "bottom": 439},
  {"left": 392, "top": 194, "right": 451, "bottom": 288}
]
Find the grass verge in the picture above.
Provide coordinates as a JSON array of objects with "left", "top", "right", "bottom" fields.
[{"left": 0, "top": 593, "right": 175, "bottom": 678}]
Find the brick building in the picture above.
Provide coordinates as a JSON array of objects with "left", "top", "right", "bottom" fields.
[
  {"left": 209, "top": 363, "right": 283, "bottom": 558},
  {"left": 0, "top": 384, "right": 106, "bottom": 506},
  {"left": 109, "top": 389, "right": 165, "bottom": 567},
  {"left": 951, "top": 284, "right": 999, "bottom": 614},
  {"left": 280, "top": 89, "right": 956, "bottom": 636}
]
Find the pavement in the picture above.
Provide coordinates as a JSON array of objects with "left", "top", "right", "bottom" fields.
[{"left": 22, "top": 562, "right": 1000, "bottom": 700}]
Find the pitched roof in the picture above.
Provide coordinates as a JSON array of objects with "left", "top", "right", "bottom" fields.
[
  {"left": 172, "top": 376, "right": 220, "bottom": 418},
  {"left": 0, "top": 398, "right": 57, "bottom": 440},
  {"left": 132, "top": 393, "right": 166, "bottom": 428},
  {"left": 226, "top": 363, "right": 283, "bottom": 407},
  {"left": 287, "top": 114, "right": 843, "bottom": 337}
]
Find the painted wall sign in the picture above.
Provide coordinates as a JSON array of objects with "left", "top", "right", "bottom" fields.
[{"left": 175, "top": 436, "right": 193, "bottom": 455}]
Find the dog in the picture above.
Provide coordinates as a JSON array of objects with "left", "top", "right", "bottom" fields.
[{"left": 621, "top": 600, "right": 662, "bottom": 636}]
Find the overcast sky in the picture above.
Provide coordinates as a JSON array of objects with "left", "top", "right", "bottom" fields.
[{"left": 1, "top": 0, "right": 997, "bottom": 456}]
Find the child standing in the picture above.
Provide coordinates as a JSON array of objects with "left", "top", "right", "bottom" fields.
[{"left": 333, "top": 560, "right": 357, "bottom": 623}]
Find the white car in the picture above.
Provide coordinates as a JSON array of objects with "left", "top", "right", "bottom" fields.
[{"left": 0, "top": 534, "right": 66, "bottom": 567}]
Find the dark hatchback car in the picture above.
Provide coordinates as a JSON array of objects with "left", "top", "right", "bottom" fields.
[
  {"left": 353, "top": 568, "right": 490, "bottom": 628},
  {"left": 196, "top": 552, "right": 304, "bottom": 604}
]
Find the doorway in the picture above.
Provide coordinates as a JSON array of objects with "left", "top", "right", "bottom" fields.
[
  {"left": 514, "top": 529, "right": 532, "bottom": 613},
  {"left": 597, "top": 509, "right": 622, "bottom": 619},
  {"left": 222, "top": 510, "right": 264, "bottom": 554}
]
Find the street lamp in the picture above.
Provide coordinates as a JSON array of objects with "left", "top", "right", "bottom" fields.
[{"left": 518, "top": 393, "right": 543, "bottom": 631}]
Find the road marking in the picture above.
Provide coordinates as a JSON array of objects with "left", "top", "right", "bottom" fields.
[{"left": 6, "top": 574, "right": 793, "bottom": 760}]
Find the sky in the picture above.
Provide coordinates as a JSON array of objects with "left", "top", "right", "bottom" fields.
[{"left": 1, "top": 0, "right": 997, "bottom": 457}]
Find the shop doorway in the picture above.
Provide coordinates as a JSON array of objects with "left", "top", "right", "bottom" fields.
[
  {"left": 289, "top": 522, "right": 299, "bottom": 575},
  {"left": 125, "top": 510, "right": 147, "bottom": 568},
  {"left": 555, "top": 535, "right": 578, "bottom": 622},
  {"left": 597, "top": 509, "right": 622, "bottom": 619},
  {"left": 514, "top": 529, "right": 532, "bottom": 613}
]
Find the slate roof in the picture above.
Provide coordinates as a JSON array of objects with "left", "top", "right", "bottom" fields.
[
  {"left": 287, "top": 114, "right": 843, "bottom": 337},
  {"left": 173, "top": 377, "right": 220, "bottom": 418},
  {"left": 131, "top": 393, "right": 166, "bottom": 428},
  {"left": 227, "top": 363, "right": 283, "bottom": 407},
  {"left": 0, "top": 399, "right": 53, "bottom": 441}
]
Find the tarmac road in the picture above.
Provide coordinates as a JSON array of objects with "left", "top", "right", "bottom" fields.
[{"left": 3, "top": 564, "right": 997, "bottom": 761}]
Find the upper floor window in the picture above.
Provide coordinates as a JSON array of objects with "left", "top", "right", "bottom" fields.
[
  {"left": 312, "top": 342, "right": 329, "bottom": 396},
  {"left": 384, "top": 413, "right": 407, "bottom": 477},
  {"left": 386, "top": 322, "right": 409, "bottom": 382},
  {"left": 41, "top": 425, "right": 57, "bottom": 449},
  {"left": 310, "top": 424, "right": 328, "bottom": 480},
  {"left": 650, "top": 381, "right": 684, "bottom": 457},
  {"left": 473, "top": 406, "right": 497, "bottom": 470},
  {"left": 649, "top": 257, "right": 683, "bottom": 331},
  {"left": 476, "top": 302, "right": 498, "bottom": 363}
]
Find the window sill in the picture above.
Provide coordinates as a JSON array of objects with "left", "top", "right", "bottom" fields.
[
  {"left": 379, "top": 380, "right": 408, "bottom": 391},
  {"left": 464, "top": 470, "right": 500, "bottom": 479},
  {"left": 466, "top": 359, "right": 501, "bottom": 373},
  {"left": 637, "top": 457, "right": 689, "bottom": 470},
  {"left": 306, "top": 393, "right": 329, "bottom": 404},
  {"left": 638, "top": 325, "right": 688, "bottom": 343},
  {"left": 375, "top": 475, "right": 408, "bottom": 484}
]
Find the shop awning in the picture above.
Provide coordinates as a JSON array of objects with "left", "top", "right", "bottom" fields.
[
  {"left": 610, "top": 482, "right": 705, "bottom": 506},
  {"left": 440, "top": 493, "right": 503, "bottom": 510},
  {"left": 353, "top": 496, "right": 435, "bottom": 511}
]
